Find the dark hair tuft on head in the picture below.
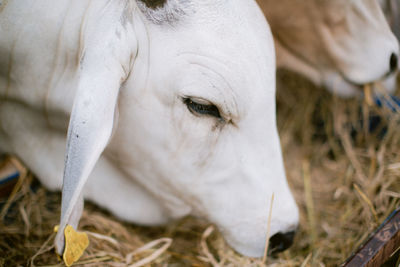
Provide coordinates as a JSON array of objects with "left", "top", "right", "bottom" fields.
[{"left": 139, "top": 0, "right": 167, "bottom": 9}]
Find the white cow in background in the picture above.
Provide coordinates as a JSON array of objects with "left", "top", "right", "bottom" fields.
[
  {"left": 380, "top": 0, "right": 400, "bottom": 40},
  {"left": 257, "top": 0, "right": 399, "bottom": 97},
  {"left": 0, "top": 0, "right": 298, "bottom": 258}
]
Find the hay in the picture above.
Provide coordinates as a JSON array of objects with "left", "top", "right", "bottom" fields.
[{"left": 1, "top": 69, "right": 399, "bottom": 266}]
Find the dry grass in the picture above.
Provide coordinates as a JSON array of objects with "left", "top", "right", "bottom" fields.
[{"left": 1, "top": 69, "right": 400, "bottom": 266}]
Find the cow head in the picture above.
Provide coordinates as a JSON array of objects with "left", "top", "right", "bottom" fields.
[
  {"left": 380, "top": 0, "right": 400, "bottom": 39},
  {"left": 259, "top": 0, "right": 399, "bottom": 97},
  {"left": 56, "top": 0, "right": 299, "bottom": 258}
]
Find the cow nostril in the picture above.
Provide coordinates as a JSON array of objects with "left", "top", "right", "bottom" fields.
[
  {"left": 268, "top": 231, "right": 296, "bottom": 254},
  {"left": 390, "top": 53, "right": 398, "bottom": 73}
]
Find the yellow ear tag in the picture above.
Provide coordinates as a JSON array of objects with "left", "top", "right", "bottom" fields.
[{"left": 61, "top": 225, "right": 89, "bottom": 266}]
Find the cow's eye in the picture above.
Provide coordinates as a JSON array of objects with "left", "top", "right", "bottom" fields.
[{"left": 183, "top": 97, "right": 222, "bottom": 119}]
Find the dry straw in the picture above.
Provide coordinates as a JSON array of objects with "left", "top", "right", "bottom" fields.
[
  {"left": 1, "top": 70, "right": 400, "bottom": 266},
  {"left": 263, "top": 193, "right": 274, "bottom": 264}
]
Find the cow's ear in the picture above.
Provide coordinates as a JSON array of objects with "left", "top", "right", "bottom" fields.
[
  {"left": 54, "top": 42, "right": 130, "bottom": 256},
  {"left": 53, "top": 2, "right": 137, "bottom": 255}
]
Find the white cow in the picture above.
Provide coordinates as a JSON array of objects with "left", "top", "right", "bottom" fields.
[
  {"left": 0, "top": 0, "right": 298, "bottom": 258},
  {"left": 380, "top": 0, "right": 400, "bottom": 40},
  {"left": 257, "top": 0, "right": 399, "bottom": 97}
]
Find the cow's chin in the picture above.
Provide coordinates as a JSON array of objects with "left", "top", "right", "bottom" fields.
[
  {"left": 219, "top": 224, "right": 271, "bottom": 258},
  {"left": 219, "top": 218, "right": 297, "bottom": 258},
  {"left": 321, "top": 71, "right": 398, "bottom": 98},
  {"left": 224, "top": 236, "right": 265, "bottom": 258}
]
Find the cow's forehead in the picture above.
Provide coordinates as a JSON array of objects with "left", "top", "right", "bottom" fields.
[
  {"left": 136, "top": 0, "right": 265, "bottom": 25},
  {"left": 139, "top": 0, "right": 276, "bottom": 117}
]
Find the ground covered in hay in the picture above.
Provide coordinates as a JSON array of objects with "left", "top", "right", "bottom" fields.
[{"left": 1, "top": 70, "right": 400, "bottom": 266}]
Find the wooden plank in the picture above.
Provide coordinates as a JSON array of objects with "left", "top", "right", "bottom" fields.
[{"left": 342, "top": 208, "right": 400, "bottom": 267}]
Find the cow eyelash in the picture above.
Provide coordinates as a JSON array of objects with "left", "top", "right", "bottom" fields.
[{"left": 183, "top": 97, "right": 222, "bottom": 119}]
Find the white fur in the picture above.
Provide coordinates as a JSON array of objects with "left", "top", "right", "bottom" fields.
[
  {"left": 380, "top": 0, "right": 400, "bottom": 40},
  {"left": 0, "top": 0, "right": 298, "bottom": 258}
]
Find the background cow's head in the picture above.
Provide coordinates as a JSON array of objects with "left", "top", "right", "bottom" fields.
[
  {"left": 379, "top": 0, "right": 400, "bottom": 39},
  {"left": 258, "top": 0, "right": 399, "bottom": 97},
  {"left": 58, "top": 0, "right": 299, "bottom": 258}
]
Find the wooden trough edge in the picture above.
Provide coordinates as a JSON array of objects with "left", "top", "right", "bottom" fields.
[{"left": 341, "top": 207, "right": 400, "bottom": 267}]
